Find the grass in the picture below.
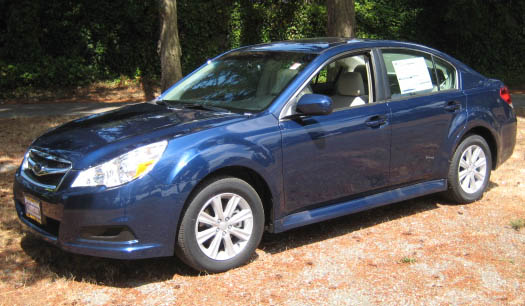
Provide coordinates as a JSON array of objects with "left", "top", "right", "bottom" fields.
[
  {"left": 0, "top": 111, "right": 524, "bottom": 305},
  {"left": 400, "top": 256, "right": 417, "bottom": 264},
  {"left": 509, "top": 218, "right": 525, "bottom": 231}
]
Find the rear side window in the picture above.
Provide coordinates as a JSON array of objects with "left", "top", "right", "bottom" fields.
[
  {"left": 381, "top": 50, "right": 438, "bottom": 98},
  {"left": 433, "top": 56, "right": 457, "bottom": 91}
]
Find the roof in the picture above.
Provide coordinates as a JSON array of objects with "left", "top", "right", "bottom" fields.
[
  {"left": 243, "top": 37, "right": 350, "bottom": 54},
  {"left": 241, "top": 38, "right": 443, "bottom": 56}
]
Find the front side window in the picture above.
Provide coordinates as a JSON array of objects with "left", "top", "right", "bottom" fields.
[
  {"left": 295, "top": 54, "right": 372, "bottom": 112},
  {"left": 381, "top": 50, "right": 438, "bottom": 98},
  {"left": 162, "top": 51, "right": 315, "bottom": 113}
]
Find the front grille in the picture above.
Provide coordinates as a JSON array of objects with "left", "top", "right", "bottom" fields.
[
  {"left": 21, "top": 149, "right": 72, "bottom": 190},
  {"left": 29, "top": 150, "right": 70, "bottom": 169}
]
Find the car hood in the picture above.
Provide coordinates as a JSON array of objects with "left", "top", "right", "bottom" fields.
[{"left": 31, "top": 102, "right": 246, "bottom": 166}]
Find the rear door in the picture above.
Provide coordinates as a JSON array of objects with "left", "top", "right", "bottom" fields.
[{"left": 379, "top": 49, "right": 466, "bottom": 185}]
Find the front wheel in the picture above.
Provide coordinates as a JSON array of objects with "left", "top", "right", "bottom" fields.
[
  {"left": 445, "top": 135, "right": 492, "bottom": 203},
  {"left": 176, "top": 177, "right": 264, "bottom": 272}
]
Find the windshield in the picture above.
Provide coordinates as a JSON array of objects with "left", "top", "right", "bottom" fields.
[{"left": 161, "top": 51, "right": 316, "bottom": 113}]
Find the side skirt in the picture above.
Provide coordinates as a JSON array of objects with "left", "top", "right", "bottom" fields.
[{"left": 272, "top": 179, "right": 447, "bottom": 233}]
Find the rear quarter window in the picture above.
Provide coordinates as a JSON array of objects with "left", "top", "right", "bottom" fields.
[{"left": 433, "top": 56, "right": 457, "bottom": 91}]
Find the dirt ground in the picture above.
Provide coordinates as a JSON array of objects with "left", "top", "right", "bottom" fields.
[
  {"left": 0, "top": 109, "right": 523, "bottom": 305},
  {"left": 1, "top": 82, "right": 161, "bottom": 105}
]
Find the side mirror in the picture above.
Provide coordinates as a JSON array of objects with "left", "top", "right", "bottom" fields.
[{"left": 295, "top": 94, "right": 333, "bottom": 116}]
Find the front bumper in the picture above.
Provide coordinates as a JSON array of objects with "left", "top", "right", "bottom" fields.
[{"left": 13, "top": 168, "right": 191, "bottom": 259}]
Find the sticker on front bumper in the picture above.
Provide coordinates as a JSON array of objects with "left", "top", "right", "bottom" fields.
[{"left": 24, "top": 195, "right": 42, "bottom": 224}]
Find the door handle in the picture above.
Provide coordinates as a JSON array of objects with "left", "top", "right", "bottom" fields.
[
  {"left": 365, "top": 115, "right": 388, "bottom": 128},
  {"left": 444, "top": 101, "right": 461, "bottom": 111}
]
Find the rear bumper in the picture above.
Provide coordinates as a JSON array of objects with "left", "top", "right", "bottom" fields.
[
  {"left": 496, "top": 113, "right": 517, "bottom": 168},
  {"left": 13, "top": 168, "right": 190, "bottom": 260}
]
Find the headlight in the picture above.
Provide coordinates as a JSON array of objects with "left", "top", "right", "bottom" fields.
[{"left": 71, "top": 140, "right": 168, "bottom": 188}]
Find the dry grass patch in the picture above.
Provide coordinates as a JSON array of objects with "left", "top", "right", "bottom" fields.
[{"left": 0, "top": 113, "right": 524, "bottom": 305}]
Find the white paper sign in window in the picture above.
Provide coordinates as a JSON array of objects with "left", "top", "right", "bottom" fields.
[{"left": 392, "top": 57, "right": 433, "bottom": 94}]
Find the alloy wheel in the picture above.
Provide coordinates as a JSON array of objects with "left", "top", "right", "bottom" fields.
[
  {"left": 458, "top": 144, "right": 487, "bottom": 194},
  {"left": 195, "top": 193, "right": 254, "bottom": 260}
]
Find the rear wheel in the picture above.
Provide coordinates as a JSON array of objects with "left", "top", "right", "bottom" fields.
[
  {"left": 176, "top": 177, "right": 264, "bottom": 272},
  {"left": 445, "top": 135, "right": 492, "bottom": 203}
]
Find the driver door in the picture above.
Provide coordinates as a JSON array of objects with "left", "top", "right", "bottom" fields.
[{"left": 279, "top": 52, "right": 391, "bottom": 216}]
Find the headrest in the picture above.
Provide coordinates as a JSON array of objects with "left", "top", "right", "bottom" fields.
[
  {"left": 353, "top": 65, "right": 367, "bottom": 78},
  {"left": 336, "top": 72, "right": 365, "bottom": 96}
]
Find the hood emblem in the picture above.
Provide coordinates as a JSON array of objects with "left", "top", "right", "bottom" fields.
[{"left": 31, "top": 163, "right": 46, "bottom": 176}]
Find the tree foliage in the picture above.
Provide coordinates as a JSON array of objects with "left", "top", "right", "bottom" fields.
[
  {"left": 0, "top": 0, "right": 159, "bottom": 91},
  {"left": 0, "top": 0, "right": 523, "bottom": 95}
]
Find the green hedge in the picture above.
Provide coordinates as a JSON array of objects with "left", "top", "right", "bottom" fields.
[
  {"left": 0, "top": 0, "right": 523, "bottom": 95},
  {"left": 0, "top": 0, "right": 159, "bottom": 91}
]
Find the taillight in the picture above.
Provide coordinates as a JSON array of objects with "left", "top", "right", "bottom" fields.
[{"left": 500, "top": 86, "right": 512, "bottom": 107}]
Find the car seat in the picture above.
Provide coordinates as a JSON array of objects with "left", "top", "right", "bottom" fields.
[{"left": 331, "top": 72, "right": 367, "bottom": 110}]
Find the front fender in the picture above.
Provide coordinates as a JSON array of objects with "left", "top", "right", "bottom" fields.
[
  {"left": 170, "top": 142, "right": 279, "bottom": 188},
  {"left": 153, "top": 113, "right": 283, "bottom": 223}
]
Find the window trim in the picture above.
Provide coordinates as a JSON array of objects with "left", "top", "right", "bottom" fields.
[
  {"left": 279, "top": 48, "right": 376, "bottom": 121},
  {"left": 377, "top": 47, "right": 459, "bottom": 101}
]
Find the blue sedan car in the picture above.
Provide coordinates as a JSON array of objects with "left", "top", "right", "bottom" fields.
[{"left": 13, "top": 38, "right": 516, "bottom": 272}]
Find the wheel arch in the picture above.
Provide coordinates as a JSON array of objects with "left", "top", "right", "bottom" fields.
[
  {"left": 179, "top": 165, "right": 275, "bottom": 232},
  {"left": 458, "top": 125, "right": 498, "bottom": 170}
]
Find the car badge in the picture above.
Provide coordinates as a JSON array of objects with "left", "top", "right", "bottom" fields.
[{"left": 31, "top": 163, "right": 45, "bottom": 176}]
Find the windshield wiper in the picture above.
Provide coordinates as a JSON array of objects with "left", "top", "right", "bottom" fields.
[
  {"left": 156, "top": 100, "right": 170, "bottom": 106},
  {"left": 157, "top": 99, "right": 184, "bottom": 106},
  {"left": 182, "top": 103, "right": 232, "bottom": 113},
  {"left": 160, "top": 99, "right": 232, "bottom": 113}
]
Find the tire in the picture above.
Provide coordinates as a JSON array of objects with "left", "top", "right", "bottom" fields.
[
  {"left": 445, "top": 134, "right": 492, "bottom": 203},
  {"left": 176, "top": 177, "right": 264, "bottom": 273}
]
